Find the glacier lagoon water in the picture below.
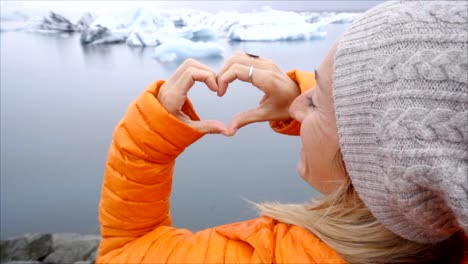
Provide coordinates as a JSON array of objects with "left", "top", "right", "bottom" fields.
[{"left": 0, "top": 23, "right": 348, "bottom": 239}]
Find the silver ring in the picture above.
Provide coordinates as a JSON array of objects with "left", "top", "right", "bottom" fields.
[{"left": 248, "top": 66, "right": 254, "bottom": 83}]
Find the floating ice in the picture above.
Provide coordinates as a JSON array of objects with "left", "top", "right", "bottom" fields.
[
  {"left": 126, "top": 26, "right": 216, "bottom": 47},
  {"left": 194, "top": 11, "right": 241, "bottom": 38},
  {"left": 227, "top": 7, "right": 327, "bottom": 41},
  {"left": 318, "top": 12, "right": 361, "bottom": 24},
  {"left": 129, "top": 8, "right": 179, "bottom": 31},
  {"left": 38, "top": 12, "right": 77, "bottom": 32},
  {"left": 75, "top": 13, "right": 95, "bottom": 31},
  {"left": 90, "top": 15, "right": 128, "bottom": 31},
  {"left": 0, "top": 21, "right": 28, "bottom": 32},
  {"left": 1, "top": 3, "right": 360, "bottom": 47},
  {"left": 228, "top": 23, "right": 326, "bottom": 41},
  {"left": 153, "top": 38, "right": 223, "bottom": 62},
  {"left": 192, "top": 27, "right": 217, "bottom": 40},
  {"left": 127, "top": 30, "right": 160, "bottom": 46},
  {"left": 329, "top": 13, "right": 360, "bottom": 24},
  {"left": 1, "top": 2, "right": 358, "bottom": 34},
  {"left": 1, "top": 11, "right": 94, "bottom": 33},
  {"left": 80, "top": 25, "right": 127, "bottom": 45},
  {"left": 0, "top": 5, "right": 31, "bottom": 32}
]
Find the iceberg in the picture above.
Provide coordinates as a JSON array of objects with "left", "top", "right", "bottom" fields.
[
  {"left": 0, "top": 7, "right": 36, "bottom": 32},
  {"left": 189, "top": 11, "right": 239, "bottom": 38},
  {"left": 125, "top": 26, "right": 216, "bottom": 47},
  {"left": 319, "top": 12, "right": 361, "bottom": 24},
  {"left": 126, "top": 27, "right": 193, "bottom": 47},
  {"left": 228, "top": 23, "right": 326, "bottom": 41},
  {"left": 80, "top": 25, "right": 127, "bottom": 45},
  {"left": 227, "top": 7, "right": 327, "bottom": 41},
  {"left": 90, "top": 7, "right": 177, "bottom": 34},
  {"left": 126, "top": 30, "right": 161, "bottom": 47},
  {"left": 125, "top": 7, "right": 173, "bottom": 31},
  {"left": 5, "top": 11, "right": 96, "bottom": 33},
  {"left": 300, "top": 12, "right": 323, "bottom": 24},
  {"left": 191, "top": 27, "right": 217, "bottom": 40},
  {"left": 37, "top": 12, "right": 77, "bottom": 32},
  {"left": 329, "top": 13, "right": 360, "bottom": 24},
  {"left": 153, "top": 38, "right": 223, "bottom": 62},
  {"left": 89, "top": 15, "right": 129, "bottom": 32},
  {"left": 0, "top": 21, "right": 28, "bottom": 32},
  {"left": 75, "top": 12, "right": 95, "bottom": 31},
  {"left": 1, "top": 3, "right": 360, "bottom": 47}
]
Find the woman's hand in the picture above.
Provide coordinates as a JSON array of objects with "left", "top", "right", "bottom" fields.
[
  {"left": 158, "top": 59, "right": 229, "bottom": 136},
  {"left": 217, "top": 52, "right": 300, "bottom": 135}
]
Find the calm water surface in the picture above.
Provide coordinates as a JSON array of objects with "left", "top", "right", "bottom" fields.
[{"left": 0, "top": 24, "right": 347, "bottom": 238}]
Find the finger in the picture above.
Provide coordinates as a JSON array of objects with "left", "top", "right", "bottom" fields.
[
  {"left": 186, "top": 58, "right": 217, "bottom": 74},
  {"left": 190, "top": 119, "right": 230, "bottom": 136},
  {"left": 217, "top": 64, "right": 274, "bottom": 96},
  {"left": 217, "top": 55, "right": 275, "bottom": 97},
  {"left": 168, "top": 58, "right": 217, "bottom": 90},
  {"left": 228, "top": 108, "right": 268, "bottom": 134},
  {"left": 218, "top": 51, "right": 269, "bottom": 78},
  {"left": 178, "top": 66, "right": 219, "bottom": 94}
]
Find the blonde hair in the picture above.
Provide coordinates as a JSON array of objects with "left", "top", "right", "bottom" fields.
[{"left": 257, "top": 154, "right": 465, "bottom": 263}]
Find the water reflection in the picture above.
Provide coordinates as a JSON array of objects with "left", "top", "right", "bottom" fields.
[
  {"left": 127, "top": 46, "right": 146, "bottom": 58},
  {"left": 80, "top": 43, "right": 114, "bottom": 65}
]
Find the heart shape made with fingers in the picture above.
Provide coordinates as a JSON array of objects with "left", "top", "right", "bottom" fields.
[
  {"left": 157, "top": 55, "right": 301, "bottom": 136},
  {"left": 187, "top": 80, "right": 264, "bottom": 135}
]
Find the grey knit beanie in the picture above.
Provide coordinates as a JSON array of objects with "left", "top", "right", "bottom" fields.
[{"left": 333, "top": 1, "right": 467, "bottom": 244}]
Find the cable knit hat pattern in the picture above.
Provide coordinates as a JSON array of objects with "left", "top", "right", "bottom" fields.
[{"left": 333, "top": 1, "right": 467, "bottom": 243}]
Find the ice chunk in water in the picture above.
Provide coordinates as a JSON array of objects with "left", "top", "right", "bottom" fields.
[
  {"left": 126, "top": 30, "right": 160, "bottom": 46},
  {"left": 154, "top": 38, "right": 223, "bottom": 62},
  {"left": 228, "top": 23, "right": 326, "bottom": 41},
  {"left": 227, "top": 7, "right": 327, "bottom": 41}
]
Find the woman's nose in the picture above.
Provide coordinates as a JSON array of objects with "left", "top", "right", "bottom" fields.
[{"left": 289, "top": 93, "right": 306, "bottom": 122}]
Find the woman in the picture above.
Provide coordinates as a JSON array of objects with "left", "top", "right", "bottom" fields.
[{"left": 97, "top": 1, "right": 467, "bottom": 263}]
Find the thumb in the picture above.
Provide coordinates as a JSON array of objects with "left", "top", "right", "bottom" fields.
[
  {"left": 228, "top": 108, "right": 267, "bottom": 134},
  {"left": 191, "top": 119, "right": 230, "bottom": 136}
]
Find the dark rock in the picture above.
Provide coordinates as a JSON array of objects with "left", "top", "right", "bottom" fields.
[
  {"left": 86, "top": 247, "right": 98, "bottom": 262},
  {"left": 50, "top": 233, "right": 99, "bottom": 251},
  {"left": 42, "top": 234, "right": 99, "bottom": 264},
  {"left": 0, "top": 233, "right": 52, "bottom": 262},
  {"left": 1, "top": 261, "right": 42, "bottom": 264},
  {"left": 73, "top": 261, "right": 93, "bottom": 264}
]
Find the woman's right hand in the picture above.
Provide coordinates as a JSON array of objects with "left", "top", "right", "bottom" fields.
[
  {"left": 217, "top": 52, "right": 300, "bottom": 135},
  {"left": 158, "top": 59, "right": 229, "bottom": 136}
]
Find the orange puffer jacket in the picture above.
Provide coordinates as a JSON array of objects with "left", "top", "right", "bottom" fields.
[{"left": 96, "top": 70, "right": 346, "bottom": 263}]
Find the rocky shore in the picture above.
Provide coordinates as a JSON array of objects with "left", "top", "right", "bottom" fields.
[{"left": 1, "top": 233, "right": 100, "bottom": 264}]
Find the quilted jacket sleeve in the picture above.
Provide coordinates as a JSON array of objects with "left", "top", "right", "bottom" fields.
[
  {"left": 96, "top": 81, "right": 288, "bottom": 264},
  {"left": 97, "top": 80, "right": 204, "bottom": 260},
  {"left": 269, "top": 70, "right": 317, "bottom": 136}
]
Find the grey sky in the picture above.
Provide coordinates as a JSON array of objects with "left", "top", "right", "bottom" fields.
[
  {"left": 2, "top": 1, "right": 385, "bottom": 19},
  {"left": 151, "top": 1, "right": 385, "bottom": 12}
]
